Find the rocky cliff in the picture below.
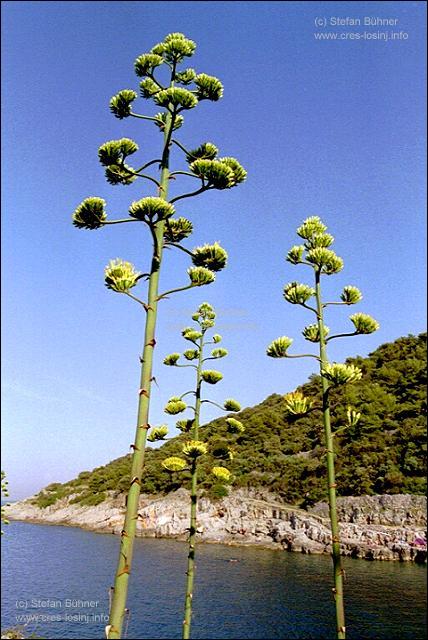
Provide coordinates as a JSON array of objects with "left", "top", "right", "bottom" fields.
[{"left": 5, "top": 490, "right": 427, "bottom": 562}]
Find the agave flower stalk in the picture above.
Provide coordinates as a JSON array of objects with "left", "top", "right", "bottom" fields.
[
  {"left": 162, "top": 303, "right": 242, "bottom": 639},
  {"left": 267, "top": 217, "right": 379, "bottom": 640},
  {"left": 183, "top": 329, "right": 203, "bottom": 640},
  {"left": 72, "top": 32, "right": 246, "bottom": 640},
  {"left": 1, "top": 471, "right": 10, "bottom": 534}
]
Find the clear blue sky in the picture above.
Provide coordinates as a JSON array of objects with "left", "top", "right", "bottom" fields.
[{"left": 2, "top": 1, "right": 426, "bottom": 499}]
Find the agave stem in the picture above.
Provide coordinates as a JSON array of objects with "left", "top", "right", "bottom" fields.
[
  {"left": 124, "top": 291, "right": 149, "bottom": 310},
  {"left": 169, "top": 171, "right": 200, "bottom": 179},
  {"left": 301, "top": 302, "right": 318, "bottom": 314},
  {"left": 129, "top": 112, "right": 158, "bottom": 122},
  {"left": 179, "top": 390, "right": 197, "bottom": 400},
  {"left": 326, "top": 332, "right": 358, "bottom": 342},
  {"left": 135, "top": 159, "right": 162, "bottom": 172},
  {"left": 107, "top": 111, "right": 174, "bottom": 640},
  {"left": 164, "top": 243, "right": 195, "bottom": 258},
  {"left": 170, "top": 184, "right": 211, "bottom": 205},
  {"left": 171, "top": 138, "right": 192, "bottom": 156},
  {"left": 182, "top": 333, "right": 204, "bottom": 639},
  {"left": 157, "top": 283, "right": 194, "bottom": 301},
  {"left": 131, "top": 171, "right": 162, "bottom": 187},
  {"left": 103, "top": 219, "right": 140, "bottom": 225},
  {"left": 323, "top": 301, "right": 350, "bottom": 307},
  {"left": 147, "top": 71, "right": 164, "bottom": 90},
  {"left": 314, "top": 269, "right": 346, "bottom": 640},
  {"left": 175, "top": 364, "right": 198, "bottom": 369},
  {"left": 200, "top": 399, "right": 224, "bottom": 410}
]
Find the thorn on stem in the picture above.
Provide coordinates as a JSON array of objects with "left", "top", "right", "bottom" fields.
[{"left": 117, "top": 564, "right": 130, "bottom": 577}]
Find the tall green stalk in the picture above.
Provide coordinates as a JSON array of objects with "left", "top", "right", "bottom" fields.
[
  {"left": 315, "top": 271, "right": 346, "bottom": 639},
  {"left": 266, "top": 216, "right": 380, "bottom": 640},
  {"left": 71, "top": 32, "right": 246, "bottom": 640},
  {"left": 183, "top": 333, "right": 203, "bottom": 640},
  {"left": 161, "top": 303, "right": 244, "bottom": 638},
  {"left": 106, "top": 114, "right": 173, "bottom": 640}
]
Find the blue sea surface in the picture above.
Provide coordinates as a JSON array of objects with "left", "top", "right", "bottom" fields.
[{"left": 1, "top": 521, "right": 426, "bottom": 639}]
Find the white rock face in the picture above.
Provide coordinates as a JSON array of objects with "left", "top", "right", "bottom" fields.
[{"left": 5, "top": 489, "right": 427, "bottom": 562}]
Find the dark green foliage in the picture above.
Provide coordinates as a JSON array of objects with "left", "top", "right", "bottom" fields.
[
  {"left": 34, "top": 493, "right": 58, "bottom": 508},
  {"left": 205, "top": 483, "right": 229, "bottom": 500},
  {"left": 78, "top": 491, "right": 107, "bottom": 507},
  {"left": 35, "top": 334, "right": 426, "bottom": 507}
]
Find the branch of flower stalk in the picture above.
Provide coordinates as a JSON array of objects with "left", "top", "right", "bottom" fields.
[
  {"left": 103, "top": 219, "right": 140, "bottom": 226},
  {"left": 175, "top": 364, "right": 198, "bottom": 369},
  {"left": 169, "top": 171, "right": 200, "bottom": 180},
  {"left": 129, "top": 112, "right": 158, "bottom": 122},
  {"left": 200, "top": 400, "right": 228, "bottom": 411},
  {"left": 294, "top": 260, "right": 315, "bottom": 267},
  {"left": 285, "top": 353, "right": 321, "bottom": 361},
  {"left": 326, "top": 332, "right": 359, "bottom": 343},
  {"left": 171, "top": 138, "right": 192, "bottom": 156},
  {"left": 157, "top": 283, "right": 194, "bottom": 301},
  {"left": 179, "top": 391, "right": 197, "bottom": 400},
  {"left": 135, "top": 159, "right": 163, "bottom": 172},
  {"left": 170, "top": 184, "right": 212, "bottom": 205},
  {"left": 123, "top": 168, "right": 161, "bottom": 188},
  {"left": 135, "top": 172, "right": 162, "bottom": 187},
  {"left": 301, "top": 302, "right": 319, "bottom": 315},
  {"left": 148, "top": 72, "right": 164, "bottom": 90},
  {"left": 323, "top": 301, "right": 351, "bottom": 307},
  {"left": 164, "top": 243, "right": 194, "bottom": 258},
  {"left": 306, "top": 405, "right": 323, "bottom": 414},
  {"left": 331, "top": 424, "right": 349, "bottom": 438},
  {"left": 124, "top": 292, "right": 149, "bottom": 311}
]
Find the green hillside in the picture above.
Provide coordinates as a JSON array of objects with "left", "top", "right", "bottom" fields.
[{"left": 35, "top": 333, "right": 427, "bottom": 509}]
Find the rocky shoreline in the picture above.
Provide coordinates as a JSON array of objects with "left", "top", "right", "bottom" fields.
[{"left": 5, "top": 490, "right": 427, "bottom": 563}]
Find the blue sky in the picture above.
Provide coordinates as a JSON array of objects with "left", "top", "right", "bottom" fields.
[{"left": 2, "top": 1, "right": 426, "bottom": 499}]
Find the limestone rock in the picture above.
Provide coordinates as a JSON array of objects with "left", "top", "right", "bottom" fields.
[{"left": 4, "top": 489, "right": 426, "bottom": 563}]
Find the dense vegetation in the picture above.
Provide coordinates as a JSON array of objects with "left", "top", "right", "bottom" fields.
[{"left": 34, "top": 333, "right": 426, "bottom": 509}]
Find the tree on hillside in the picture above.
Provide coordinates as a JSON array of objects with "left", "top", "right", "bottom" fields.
[
  {"left": 266, "top": 216, "right": 380, "bottom": 640},
  {"left": 72, "top": 32, "right": 246, "bottom": 639},
  {"left": 160, "top": 302, "right": 242, "bottom": 638}
]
